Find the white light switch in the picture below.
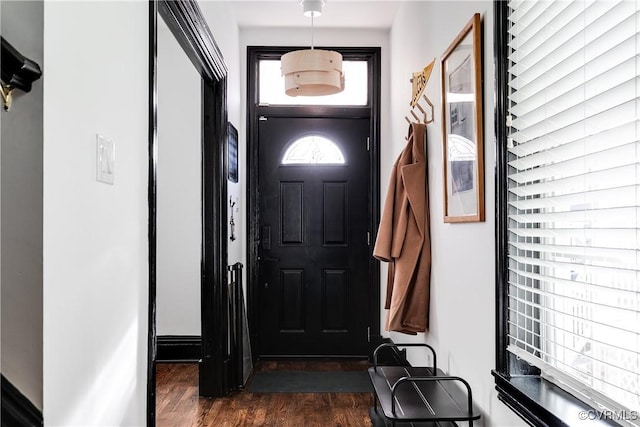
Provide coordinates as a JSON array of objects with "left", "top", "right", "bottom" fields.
[{"left": 96, "top": 134, "right": 115, "bottom": 185}]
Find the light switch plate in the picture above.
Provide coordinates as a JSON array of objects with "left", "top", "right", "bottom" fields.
[{"left": 96, "top": 134, "right": 115, "bottom": 185}]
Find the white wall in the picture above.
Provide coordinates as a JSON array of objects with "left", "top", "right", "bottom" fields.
[
  {"left": 0, "top": 0, "right": 44, "bottom": 410},
  {"left": 388, "top": 3, "right": 524, "bottom": 426},
  {"left": 156, "top": 18, "right": 202, "bottom": 336},
  {"left": 43, "top": 2, "right": 148, "bottom": 426}
]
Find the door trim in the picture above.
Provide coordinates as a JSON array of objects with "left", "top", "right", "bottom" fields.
[
  {"left": 147, "top": 3, "right": 157, "bottom": 425},
  {"left": 148, "top": 1, "right": 229, "bottom": 425},
  {"left": 246, "top": 46, "right": 382, "bottom": 358}
]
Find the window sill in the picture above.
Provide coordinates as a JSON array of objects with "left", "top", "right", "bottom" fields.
[{"left": 492, "top": 371, "right": 619, "bottom": 426}]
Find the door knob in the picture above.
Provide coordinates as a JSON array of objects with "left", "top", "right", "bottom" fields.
[{"left": 264, "top": 282, "right": 269, "bottom": 289}]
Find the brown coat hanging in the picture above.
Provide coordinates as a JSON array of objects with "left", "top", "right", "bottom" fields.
[{"left": 374, "top": 122, "right": 431, "bottom": 334}]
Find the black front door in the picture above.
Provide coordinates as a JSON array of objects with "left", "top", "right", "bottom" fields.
[{"left": 258, "top": 116, "right": 371, "bottom": 356}]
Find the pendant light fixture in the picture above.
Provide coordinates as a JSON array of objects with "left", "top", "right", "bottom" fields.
[{"left": 281, "top": 0, "right": 344, "bottom": 97}]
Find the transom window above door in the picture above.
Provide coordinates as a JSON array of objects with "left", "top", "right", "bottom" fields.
[
  {"left": 259, "top": 60, "right": 368, "bottom": 106},
  {"left": 282, "top": 135, "right": 345, "bottom": 165}
]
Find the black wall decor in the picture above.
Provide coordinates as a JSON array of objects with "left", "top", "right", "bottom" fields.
[
  {"left": 1, "top": 37, "right": 42, "bottom": 92},
  {"left": 1, "top": 36, "right": 43, "bottom": 111}
]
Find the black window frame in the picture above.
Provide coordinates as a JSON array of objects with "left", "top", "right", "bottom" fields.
[{"left": 492, "top": 2, "right": 621, "bottom": 426}]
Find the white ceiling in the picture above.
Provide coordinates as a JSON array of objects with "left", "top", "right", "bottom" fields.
[{"left": 209, "top": 1, "right": 402, "bottom": 29}]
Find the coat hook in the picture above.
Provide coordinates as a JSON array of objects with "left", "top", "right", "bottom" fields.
[
  {"left": 420, "top": 94, "right": 435, "bottom": 124},
  {"left": 1, "top": 37, "right": 43, "bottom": 112},
  {"left": 416, "top": 103, "right": 427, "bottom": 123},
  {"left": 1, "top": 83, "right": 14, "bottom": 111},
  {"left": 229, "top": 197, "right": 236, "bottom": 241},
  {"left": 404, "top": 58, "right": 435, "bottom": 128}
]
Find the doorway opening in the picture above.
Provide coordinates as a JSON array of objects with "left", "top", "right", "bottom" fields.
[
  {"left": 246, "top": 46, "right": 382, "bottom": 359},
  {"left": 148, "top": 2, "right": 230, "bottom": 425}
]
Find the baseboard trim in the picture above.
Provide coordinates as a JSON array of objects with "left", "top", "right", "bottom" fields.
[
  {"left": 1, "top": 375, "right": 43, "bottom": 427},
  {"left": 157, "top": 335, "right": 202, "bottom": 362}
]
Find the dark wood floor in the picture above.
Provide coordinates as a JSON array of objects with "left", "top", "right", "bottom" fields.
[{"left": 156, "top": 360, "right": 374, "bottom": 427}]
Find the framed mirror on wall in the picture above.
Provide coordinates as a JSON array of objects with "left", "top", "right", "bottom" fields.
[{"left": 441, "top": 13, "right": 484, "bottom": 223}]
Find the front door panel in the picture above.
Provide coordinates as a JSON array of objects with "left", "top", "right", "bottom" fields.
[{"left": 258, "top": 117, "right": 370, "bottom": 356}]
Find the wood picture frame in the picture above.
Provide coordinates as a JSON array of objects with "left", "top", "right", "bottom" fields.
[{"left": 441, "top": 13, "right": 484, "bottom": 223}]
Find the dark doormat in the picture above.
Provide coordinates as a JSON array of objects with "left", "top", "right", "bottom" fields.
[{"left": 247, "top": 370, "right": 372, "bottom": 393}]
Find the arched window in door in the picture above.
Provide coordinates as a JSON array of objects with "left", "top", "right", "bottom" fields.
[{"left": 282, "top": 135, "right": 345, "bottom": 165}]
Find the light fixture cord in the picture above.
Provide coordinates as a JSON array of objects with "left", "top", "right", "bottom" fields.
[{"left": 311, "top": 13, "right": 315, "bottom": 50}]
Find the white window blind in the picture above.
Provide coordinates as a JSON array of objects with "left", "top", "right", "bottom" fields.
[{"left": 505, "top": 0, "right": 640, "bottom": 421}]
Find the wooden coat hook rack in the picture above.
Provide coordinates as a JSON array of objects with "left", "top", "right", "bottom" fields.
[{"left": 405, "top": 58, "right": 435, "bottom": 130}]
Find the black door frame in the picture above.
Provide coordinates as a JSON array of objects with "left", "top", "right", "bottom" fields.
[
  {"left": 246, "top": 46, "right": 382, "bottom": 358},
  {"left": 148, "top": 1, "right": 229, "bottom": 425}
]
